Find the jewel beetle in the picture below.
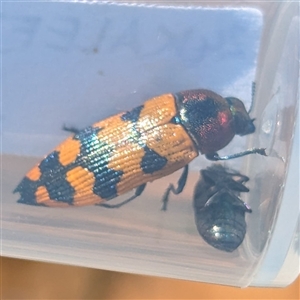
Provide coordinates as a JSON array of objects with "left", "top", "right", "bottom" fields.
[
  {"left": 14, "top": 89, "right": 266, "bottom": 208},
  {"left": 193, "top": 164, "right": 252, "bottom": 252}
]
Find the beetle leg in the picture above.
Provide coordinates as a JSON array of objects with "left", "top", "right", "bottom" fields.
[
  {"left": 98, "top": 183, "right": 146, "bottom": 209},
  {"left": 161, "top": 165, "right": 189, "bottom": 211},
  {"left": 62, "top": 124, "right": 81, "bottom": 134},
  {"left": 205, "top": 148, "right": 267, "bottom": 161},
  {"left": 221, "top": 170, "right": 249, "bottom": 184}
]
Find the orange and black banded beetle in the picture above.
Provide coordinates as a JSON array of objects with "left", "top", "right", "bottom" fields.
[
  {"left": 14, "top": 89, "right": 266, "bottom": 208},
  {"left": 193, "top": 164, "right": 252, "bottom": 252}
]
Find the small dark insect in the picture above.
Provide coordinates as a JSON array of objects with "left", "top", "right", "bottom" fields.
[{"left": 193, "top": 164, "right": 252, "bottom": 252}]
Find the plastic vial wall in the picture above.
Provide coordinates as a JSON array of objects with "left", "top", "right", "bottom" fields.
[{"left": 1, "top": 1, "right": 299, "bottom": 287}]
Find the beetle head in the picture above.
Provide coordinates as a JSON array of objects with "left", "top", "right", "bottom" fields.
[{"left": 225, "top": 97, "right": 256, "bottom": 136}]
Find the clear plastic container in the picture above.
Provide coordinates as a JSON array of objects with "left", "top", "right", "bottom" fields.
[{"left": 2, "top": 1, "right": 299, "bottom": 287}]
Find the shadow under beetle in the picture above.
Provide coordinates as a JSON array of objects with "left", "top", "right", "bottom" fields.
[
  {"left": 194, "top": 164, "right": 252, "bottom": 252},
  {"left": 14, "top": 89, "right": 266, "bottom": 208}
]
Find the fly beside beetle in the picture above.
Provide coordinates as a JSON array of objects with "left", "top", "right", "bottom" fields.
[{"left": 14, "top": 89, "right": 266, "bottom": 209}]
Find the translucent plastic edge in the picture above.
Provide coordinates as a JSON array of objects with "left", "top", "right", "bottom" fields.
[
  {"left": 251, "top": 114, "right": 300, "bottom": 287},
  {"left": 272, "top": 216, "right": 300, "bottom": 287},
  {"left": 2, "top": 0, "right": 297, "bottom": 288}
]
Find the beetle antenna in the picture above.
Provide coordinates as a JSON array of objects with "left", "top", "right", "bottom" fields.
[{"left": 248, "top": 81, "right": 256, "bottom": 114}]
